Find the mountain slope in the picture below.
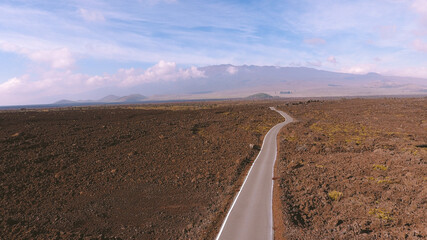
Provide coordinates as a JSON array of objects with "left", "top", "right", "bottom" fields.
[{"left": 169, "top": 65, "right": 427, "bottom": 99}]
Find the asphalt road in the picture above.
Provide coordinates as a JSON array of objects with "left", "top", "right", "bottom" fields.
[{"left": 216, "top": 107, "right": 294, "bottom": 240}]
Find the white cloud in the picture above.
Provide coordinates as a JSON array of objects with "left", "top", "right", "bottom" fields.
[
  {"left": 0, "top": 71, "right": 90, "bottom": 105},
  {"left": 384, "top": 66, "right": 427, "bottom": 79},
  {"left": 146, "top": 0, "right": 177, "bottom": 4},
  {"left": 342, "top": 64, "right": 374, "bottom": 74},
  {"left": 345, "top": 67, "right": 366, "bottom": 74},
  {"left": 0, "top": 42, "right": 20, "bottom": 52},
  {"left": 28, "top": 48, "right": 75, "bottom": 69},
  {"left": 226, "top": 66, "right": 238, "bottom": 75},
  {"left": 79, "top": 8, "right": 105, "bottom": 22},
  {"left": 411, "top": 0, "right": 427, "bottom": 35},
  {"left": 0, "top": 76, "right": 31, "bottom": 105},
  {"left": 0, "top": 61, "right": 205, "bottom": 105},
  {"left": 288, "top": 62, "right": 303, "bottom": 67},
  {"left": 413, "top": 39, "right": 427, "bottom": 52},
  {"left": 304, "top": 38, "right": 326, "bottom": 45},
  {"left": 327, "top": 56, "right": 337, "bottom": 64},
  {"left": 116, "top": 60, "right": 205, "bottom": 86},
  {"left": 412, "top": 0, "right": 427, "bottom": 15},
  {"left": 0, "top": 76, "right": 27, "bottom": 92},
  {"left": 377, "top": 25, "right": 397, "bottom": 39},
  {"left": 0, "top": 42, "right": 75, "bottom": 69}
]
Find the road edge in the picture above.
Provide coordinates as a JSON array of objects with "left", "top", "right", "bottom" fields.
[
  {"left": 215, "top": 107, "right": 293, "bottom": 240},
  {"left": 272, "top": 123, "right": 289, "bottom": 240}
]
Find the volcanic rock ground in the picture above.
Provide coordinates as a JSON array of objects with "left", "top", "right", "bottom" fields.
[
  {"left": 274, "top": 98, "right": 426, "bottom": 239},
  {"left": 0, "top": 102, "right": 283, "bottom": 239}
]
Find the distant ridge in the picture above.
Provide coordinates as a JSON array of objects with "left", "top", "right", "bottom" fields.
[
  {"left": 54, "top": 94, "right": 147, "bottom": 105},
  {"left": 54, "top": 99, "right": 77, "bottom": 104},
  {"left": 98, "top": 95, "right": 120, "bottom": 102},
  {"left": 115, "top": 94, "right": 147, "bottom": 102}
]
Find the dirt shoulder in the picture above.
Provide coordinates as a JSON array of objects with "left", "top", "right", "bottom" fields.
[
  {"left": 274, "top": 98, "right": 426, "bottom": 239},
  {"left": 0, "top": 101, "right": 283, "bottom": 239}
]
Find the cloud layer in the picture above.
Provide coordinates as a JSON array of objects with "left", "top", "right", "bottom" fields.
[{"left": 0, "top": 61, "right": 205, "bottom": 105}]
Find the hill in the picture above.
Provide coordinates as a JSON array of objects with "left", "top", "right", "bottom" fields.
[{"left": 246, "top": 93, "right": 274, "bottom": 99}]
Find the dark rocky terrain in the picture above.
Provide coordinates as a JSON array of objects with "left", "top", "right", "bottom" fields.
[
  {"left": 0, "top": 102, "right": 283, "bottom": 239},
  {"left": 274, "top": 98, "right": 426, "bottom": 239}
]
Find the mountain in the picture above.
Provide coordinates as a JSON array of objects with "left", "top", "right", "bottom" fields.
[
  {"left": 54, "top": 65, "right": 427, "bottom": 103},
  {"left": 154, "top": 65, "right": 427, "bottom": 99}
]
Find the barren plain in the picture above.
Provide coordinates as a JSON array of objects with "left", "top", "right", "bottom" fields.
[
  {"left": 0, "top": 102, "right": 283, "bottom": 239},
  {"left": 274, "top": 98, "right": 426, "bottom": 239}
]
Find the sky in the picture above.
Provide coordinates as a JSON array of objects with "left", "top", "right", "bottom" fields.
[{"left": 1, "top": 0, "right": 427, "bottom": 105}]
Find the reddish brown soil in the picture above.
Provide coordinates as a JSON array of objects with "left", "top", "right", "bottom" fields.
[
  {"left": 0, "top": 102, "right": 283, "bottom": 239},
  {"left": 274, "top": 98, "right": 427, "bottom": 239}
]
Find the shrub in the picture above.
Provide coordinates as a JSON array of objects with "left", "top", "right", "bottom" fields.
[
  {"left": 373, "top": 164, "right": 388, "bottom": 171},
  {"left": 328, "top": 190, "right": 343, "bottom": 201},
  {"left": 369, "top": 208, "right": 393, "bottom": 221}
]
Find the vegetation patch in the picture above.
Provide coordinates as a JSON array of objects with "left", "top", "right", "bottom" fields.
[
  {"left": 369, "top": 208, "right": 393, "bottom": 221},
  {"left": 328, "top": 190, "right": 343, "bottom": 201},
  {"left": 372, "top": 164, "right": 388, "bottom": 171}
]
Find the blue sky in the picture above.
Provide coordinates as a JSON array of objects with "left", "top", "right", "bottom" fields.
[{"left": 1, "top": 0, "right": 427, "bottom": 105}]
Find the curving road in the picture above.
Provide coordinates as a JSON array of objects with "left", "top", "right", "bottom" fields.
[{"left": 216, "top": 107, "right": 294, "bottom": 240}]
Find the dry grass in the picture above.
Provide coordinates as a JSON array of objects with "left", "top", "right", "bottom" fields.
[
  {"left": 369, "top": 208, "right": 393, "bottom": 221},
  {"left": 328, "top": 190, "right": 343, "bottom": 201}
]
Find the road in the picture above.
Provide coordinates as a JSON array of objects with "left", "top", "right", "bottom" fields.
[{"left": 216, "top": 107, "right": 294, "bottom": 240}]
